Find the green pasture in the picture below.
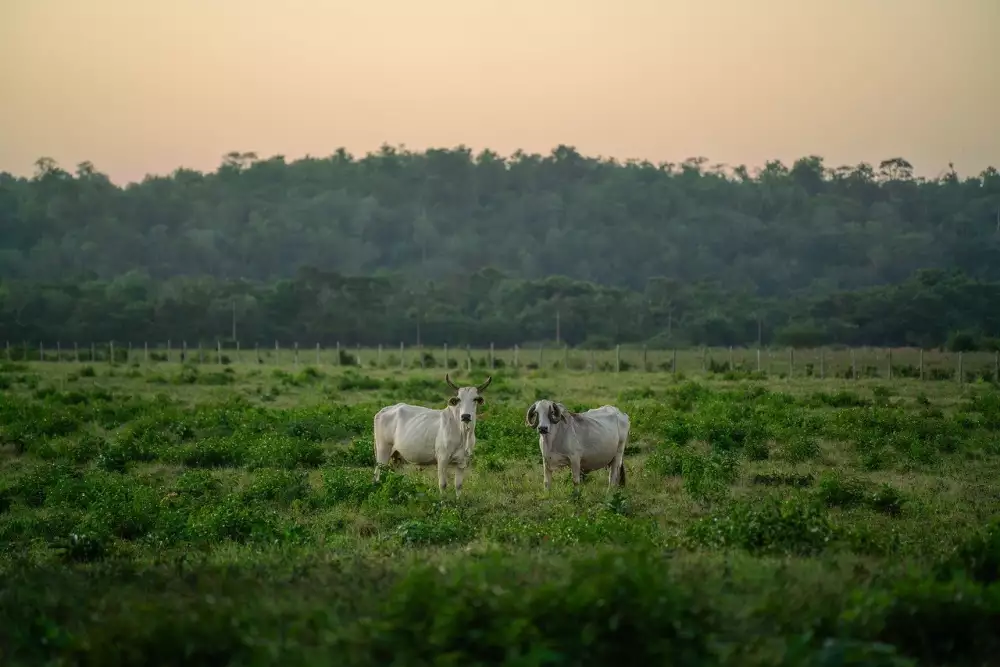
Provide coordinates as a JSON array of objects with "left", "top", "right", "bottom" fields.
[{"left": 1, "top": 360, "right": 999, "bottom": 666}]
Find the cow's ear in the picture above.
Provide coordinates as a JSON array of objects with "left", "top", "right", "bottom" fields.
[{"left": 552, "top": 403, "right": 568, "bottom": 422}]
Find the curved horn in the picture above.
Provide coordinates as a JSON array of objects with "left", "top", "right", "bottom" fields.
[
  {"left": 525, "top": 402, "right": 539, "bottom": 427},
  {"left": 445, "top": 373, "right": 459, "bottom": 390},
  {"left": 476, "top": 375, "right": 492, "bottom": 393}
]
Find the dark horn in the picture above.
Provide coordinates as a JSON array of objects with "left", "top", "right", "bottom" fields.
[
  {"left": 525, "top": 403, "right": 538, "bottom": 427},
  {"left": 445, "top": 373, "right": 459, "bottom": 390},
  {"left": 476, "top": 375, "right": 493, "bottom": 392}
]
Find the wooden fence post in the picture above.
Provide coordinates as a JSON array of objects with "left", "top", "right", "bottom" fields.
[
  {"left": 919, "top": 348, "right": 924, "bottom": 380},
  {"left": 538, "top": 343, "right": 544, "bottom": 368},
  {"left": 513, "top": 344, "right": 519, "bottom": 369},
  {"left": 144, "top": 342, "right": 149, "bottom": 363},
  {"left": 109, "top": 341, "right": 115, "bottom": 364},
  {"left": 377, "top": 344, "right": 382, "bottom": 367},
  {"left": 672, "top": 348, "right": 678, "bottom": 376},
  {"left": 316, "top": 343, "right": 321, "bottom": 366},
  {"left": 74, "top": 342, "right": 79, "bottom": 362},
  {"left": 615, "top": 344, "right": 621, "bottom": 373},
  {"left": 335, "top": 341, "right": 341, "bottom": 365},
  {"left": 400, "top": 342, "right": 405, "bottom": 369},
  {"left": 756, "top": 348, "right": 761, "bottom": 373},
  {"left": 851, "top": 348, "right": 857, "bottom": 380},
  {"left": 728, "top": 345, "right": 733, "bottom": 371},
  {"left": 489, "top": 342, "right": 494, "bottom": 370},
  {"left": 39, "top": 342, "right": 44, "bottom": 362}
]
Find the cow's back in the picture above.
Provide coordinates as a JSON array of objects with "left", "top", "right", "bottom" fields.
[{"left": 582, "top": 405, "right": 629, "bottom": 441}]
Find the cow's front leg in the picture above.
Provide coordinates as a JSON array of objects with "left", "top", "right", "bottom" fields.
[
  {"left": 454, "top": 460, "right": 467, "bottom": 499},
  {"left": 570, "top": 456, "right": 582, "bottom": 497},
  {"left": 437, "top": 458, "right": 449, "bottom": 495},
  {"left": 542, "top": 460, "right": 553, "bottom": 493}
]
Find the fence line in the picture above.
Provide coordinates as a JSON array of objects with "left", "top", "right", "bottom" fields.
[{"left": 4, "top": 340, "right": 1000, "bottom": 383}]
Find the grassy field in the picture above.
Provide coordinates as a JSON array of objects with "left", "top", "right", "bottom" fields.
[{"left": 1, "top": 359, "right": 999, "bottom": 666}]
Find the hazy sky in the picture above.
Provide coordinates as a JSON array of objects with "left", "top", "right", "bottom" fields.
[{"left": 1, "top": 0, "right": 997, "bottom": 184}]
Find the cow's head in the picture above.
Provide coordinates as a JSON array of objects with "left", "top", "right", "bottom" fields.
[
  {"left": 525, "top": 399, "right": 567, "bottom": 436},
  {"left": 445, "top": 373, "right": 491, "bottom": 427}
]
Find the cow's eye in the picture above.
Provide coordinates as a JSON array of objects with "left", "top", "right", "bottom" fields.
[
  {"left": 474, "top": 396, "right": 484, "bottom": 405},
  {"left": 448, "top": 397, "right": 460, "bottom": 406}
]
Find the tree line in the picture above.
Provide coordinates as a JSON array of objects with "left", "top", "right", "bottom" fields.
[
  {"left": 1, "top": 267, "right": 997, "bottom": 350},
  {"left": 1, "top": 145, "right": 998, "bottom": 348}
]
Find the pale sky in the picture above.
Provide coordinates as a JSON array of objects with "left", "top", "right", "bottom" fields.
[{"left": 1, "top": 0, "right": 997, "bottom": 184}]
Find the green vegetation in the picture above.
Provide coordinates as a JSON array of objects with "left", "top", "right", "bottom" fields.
[
  {"left": 2, "top": 359, "right": 999, "bottom": 665},
  {"left": 2, "top": 148, "right": 1000, "bottom": 347}
]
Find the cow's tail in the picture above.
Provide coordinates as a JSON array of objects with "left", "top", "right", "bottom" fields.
[{"left": 617, "top": 460, "right": 627, "bottom": 487}]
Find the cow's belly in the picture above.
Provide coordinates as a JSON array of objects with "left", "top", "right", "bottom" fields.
[
  {"left": 545, "top": 448, "right": 615, "bottom": 472},
  {"left": 397, "top": 438, "right": 470, "bottom": 466},
  {"left": 580, "top": 447, "right": 617, "bottom": 472},
  {"left": 393, "top": 439, "right": 438, "bottom": 465}
]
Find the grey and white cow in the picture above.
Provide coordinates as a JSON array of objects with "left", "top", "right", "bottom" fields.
[
  {"left": 373, "top": 374, "right": 491, "bottom": 497},
  {"left": 524, "top": 399, "right": 630, "bottom": 494}
]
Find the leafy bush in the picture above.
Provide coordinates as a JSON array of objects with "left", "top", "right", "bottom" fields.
[{"left": 688, "top": 495, "right": 835, "bottom": 555}]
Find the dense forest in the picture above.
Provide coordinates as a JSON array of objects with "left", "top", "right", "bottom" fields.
[{"left": 1, "top": 146, "right": 999, "bottom": 348}]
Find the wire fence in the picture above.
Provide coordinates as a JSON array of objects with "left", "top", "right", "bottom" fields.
[{"left": 6, "top": 341, "right": 1000, "bottom": 383}]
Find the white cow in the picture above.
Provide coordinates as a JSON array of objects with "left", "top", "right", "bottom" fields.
[
  {"left": 524, "top": 399, "right": 630, "bottom": 494},
  {"left": 373, "top": 374, "right": 492, "bottom": 497}
]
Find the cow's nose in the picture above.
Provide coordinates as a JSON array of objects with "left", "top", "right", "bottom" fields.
[
  {"left": 460, "top": 413, "right": 472, "bottom": 422},
  {"left": 538, "top": 426, "right": 549, "bottom": 435}
]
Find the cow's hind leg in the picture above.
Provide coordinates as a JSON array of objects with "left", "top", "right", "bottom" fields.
[{"left": 609, "top": 434, "right": 628, "bottom": 488}]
